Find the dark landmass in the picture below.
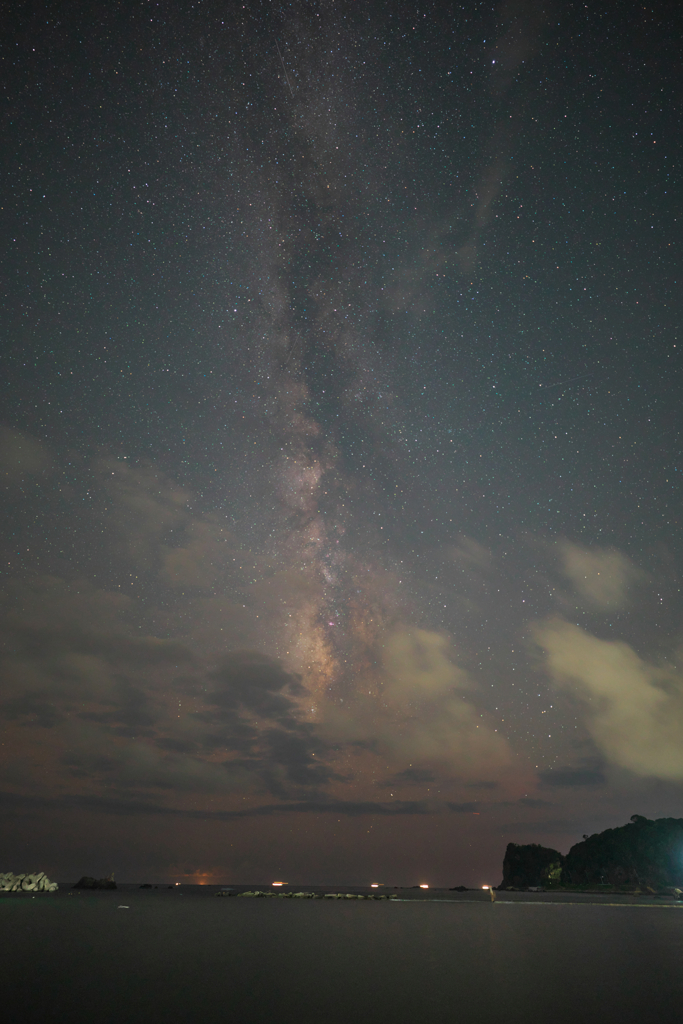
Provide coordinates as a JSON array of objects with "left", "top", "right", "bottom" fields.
[
  {"left": 563, "top": 815, "right": 683, "bottom": 888},
  {"left": 73, "top": 875, "right": 117, "bottom": 890},
  {"left": 501, "top": 842, "right": 564, "bottom": 889},
  {"left": 501, "top": 815, "right": 683, "bottom": 891}
]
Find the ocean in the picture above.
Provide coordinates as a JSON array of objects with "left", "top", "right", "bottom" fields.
[{"left": 4, "top": 887, "right": 683, "bottom": 1023}]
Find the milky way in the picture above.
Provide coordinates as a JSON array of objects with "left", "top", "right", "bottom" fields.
[{"left": 1, "top": 0, "right": 682, "bottom": 885}]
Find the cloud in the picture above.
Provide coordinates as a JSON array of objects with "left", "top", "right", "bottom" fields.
[
  {"left": 204, "top": 651, "right": 336, "bottom": 793},
  {"left": 0, "top": 573, "right": 336, "bottom": 802},
  {"left": 533, "top": 618, "right": 683, "bottom": 781},
  {"left": 448, "top": 537, "right": 494, "bottom": 571},
  {"left": 0, "top": 574, "right": 245, "bottom": 797},
  {"left": 538, "top": 763, "right": 606, "bottom": 787},
  {"left": 558, "top": 541, "right": 644, "bottom": 610},
  {"left": 448, "top": 796, "right": 551, "bottom": 811},
  {"left": 383, "top": 3, "right": 553, "bottom": 301},
  {"left": 0, "top": 427, "right": 51, "bottom": 480},
  {"left": 379, "top": 629, "right": 514, "bottom": 775},
  {"left": 383, "top": 629, "right": 470, "bottom": 702},
  {"left": 385, "top": 767, "right": 436, "bottom": 785},
  {"left": 97, "top": 458, "right": 190, "bottom": 567},
  {"left": 62, "top": 725, "right": 254, "bottom": 794},
  {"left": 161, "top": 517, "right": 236, "bottom": 590},
  {"left": 0, "top": 575, "right": 194, "bottom": 731},
  {"left": 0, "top": 789, "right": 430, "bottom": 820},
  {"left": 316, "top": 629, "right": 520, "bottom": 794},
  {"left": 209, "top": 651, "right": 304, "bottom": 718}
]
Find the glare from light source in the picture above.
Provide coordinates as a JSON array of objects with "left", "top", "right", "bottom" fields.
[
  {"left": 420, "top": 884, "right": 429, "bottom": 889},
  {"left": 482, "top": 885, "right": 490, "bottom": 890},
  {"left": 371, "top": 884, "right": 379, "bottom": 888},
  {"left": 272, "top": 882, "right": 286, "bottom": 886}
]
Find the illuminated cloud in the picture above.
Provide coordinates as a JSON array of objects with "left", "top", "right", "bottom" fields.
[
  {"left": 558, "top": 541, "right": 644, "bottom": 610},
  {"left": 533, "top": 618, "right": 683, "bottom": 781},
  {"left": 383, "top": 629, "right": 470, "bottom": 702},
  {"left": 380, "top": 629, "right": 513, "bottom": 774}
]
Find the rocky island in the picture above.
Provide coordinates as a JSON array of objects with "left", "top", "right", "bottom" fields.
[{"left": 501, "top": 815, "right": 683, "bottom": 891}]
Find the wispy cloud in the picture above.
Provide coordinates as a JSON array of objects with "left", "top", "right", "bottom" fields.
[
  {"left": 533, "top": 618, "right": 683, "bottom": 781},
  {"left": 558, "top": 541, "right": 645, "bottom": 610}
]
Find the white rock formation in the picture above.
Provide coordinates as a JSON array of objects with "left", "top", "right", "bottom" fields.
[{"left": 0, "top": 872, "right": 58, "bottom": 892}]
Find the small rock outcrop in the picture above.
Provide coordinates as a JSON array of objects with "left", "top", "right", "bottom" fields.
[
  {"left": 0, "top": 872, "right": 58, "bottom": 892},
  {"left": 73, "top": 874, "right": 117, "bottom": 890},
  {"left": 501, "top": 843, "right": 565, "bottom": 889},
  {"left": 222, "top": 890, "right": 395, "bottom": 900}
]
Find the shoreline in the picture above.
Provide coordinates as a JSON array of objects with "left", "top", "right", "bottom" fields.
[{"left": 5, "top": 883, "right": 682, "bottom": 906}]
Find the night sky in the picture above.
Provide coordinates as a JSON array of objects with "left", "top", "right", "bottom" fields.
[{"left": 2, "top": 0, "right": 682, "bottom": 886}]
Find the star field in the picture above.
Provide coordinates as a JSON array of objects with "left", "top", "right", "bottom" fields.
[{"left": 1, "top": 0, "right": 682, "bottom": 885}]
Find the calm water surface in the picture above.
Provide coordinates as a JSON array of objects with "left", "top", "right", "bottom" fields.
[{"left": 4, "top": 891, "right": 683, "bottom": 1023}]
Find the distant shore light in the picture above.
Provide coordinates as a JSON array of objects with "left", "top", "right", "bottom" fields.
[
  {"left": 482, "top": 885, "right": 489, "bottom": 889},
  {"left": 371, "top": 883, "right": 379, "bottom": 887},
  {"left": 272, "top": 882, "right": 286, "bottom": 886},
  {"left": 420, "top": 884, "right": 429, "bottom": 889}
]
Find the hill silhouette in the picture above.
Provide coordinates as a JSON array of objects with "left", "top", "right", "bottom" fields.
[{"left": 501, "top": 815, "right": 683, "bottom": 889}]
